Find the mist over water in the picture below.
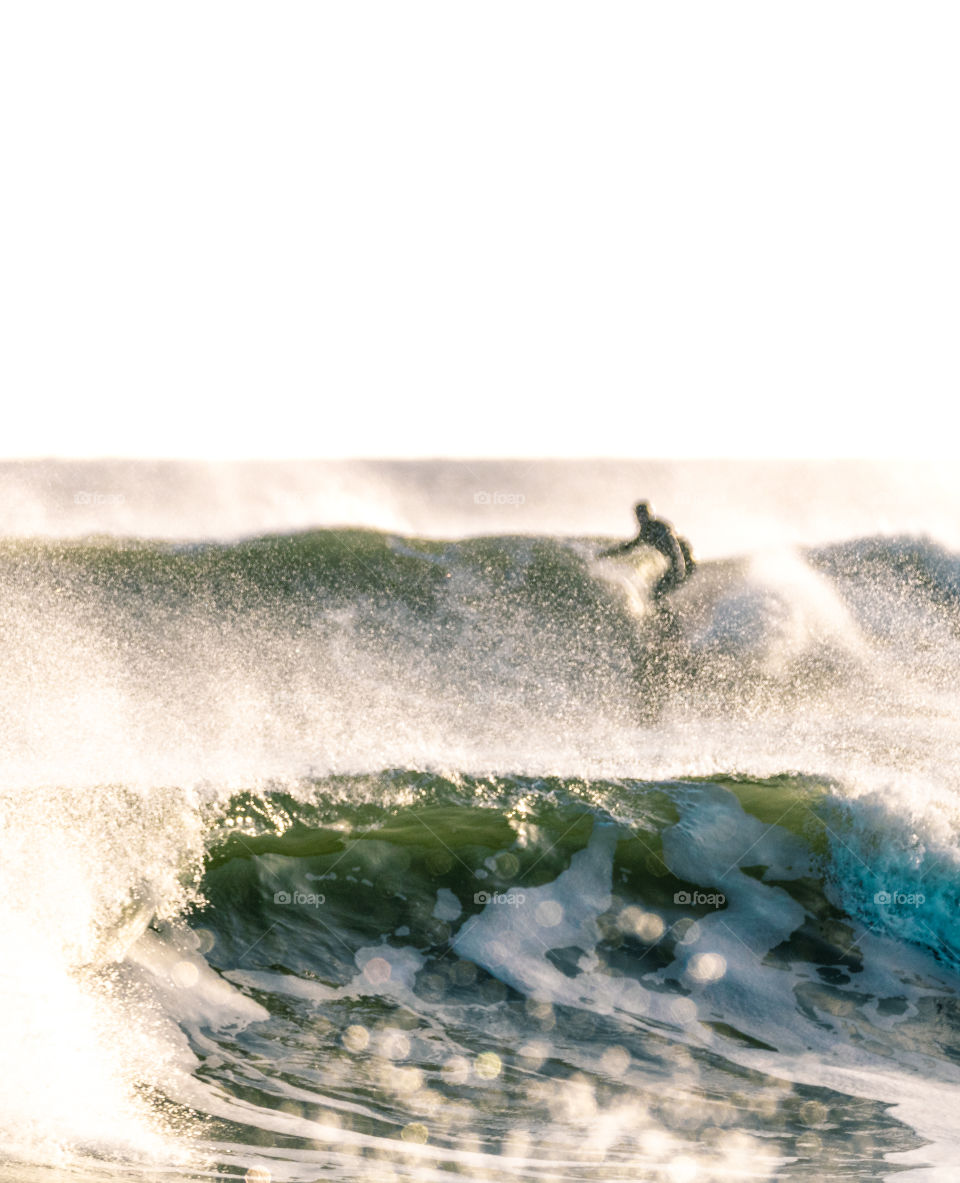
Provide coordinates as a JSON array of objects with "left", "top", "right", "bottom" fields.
[
  {"left": 5, "top": 457, "right": 960, "bottom": 558},
  {"left": 3, "top": 460, "right": 960, "bottom": 1182}
]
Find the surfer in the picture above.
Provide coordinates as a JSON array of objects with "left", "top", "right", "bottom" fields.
[{"left": 600, "top": 502, "right": 695, "bottom": 600}]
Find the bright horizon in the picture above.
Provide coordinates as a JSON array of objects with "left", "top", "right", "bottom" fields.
[{"left": 2, "top": 2, "right": 958, "bottom": 460}]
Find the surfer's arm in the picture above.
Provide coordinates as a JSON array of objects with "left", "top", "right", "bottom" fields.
[{"left": 598, "top": 536, "right": 641, "bottom": 559}]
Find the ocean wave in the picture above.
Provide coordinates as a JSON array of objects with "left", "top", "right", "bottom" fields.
[{"left": 3, "top": 526, "right": 960, "bottom": 1179}]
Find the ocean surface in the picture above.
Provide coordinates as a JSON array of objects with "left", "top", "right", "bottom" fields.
[{"left": 3, "top": 460, "right": 960, "bottom": 1183}]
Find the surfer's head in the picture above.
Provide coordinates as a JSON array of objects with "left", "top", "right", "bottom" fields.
[{"left": 634, "top": 501, "right": 651, "bottom": 525}]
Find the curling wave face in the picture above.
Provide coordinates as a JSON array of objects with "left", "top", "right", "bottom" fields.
[{"left": 2, "top": 528, "right": 960, "bottom": 1180}]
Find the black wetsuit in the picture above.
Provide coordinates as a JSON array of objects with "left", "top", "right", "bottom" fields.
[{"left": 601, "top": 518, "right": 695, "bottom": 600}]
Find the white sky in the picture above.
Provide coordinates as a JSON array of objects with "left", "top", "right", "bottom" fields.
[{"left": 1, "top": 2, "right": 958, "bottom": 459}]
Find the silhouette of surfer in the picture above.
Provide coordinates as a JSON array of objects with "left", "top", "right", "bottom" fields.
[
  {"left": 600, "top": 502, "right": 695, "bottom": 601},
  {"left": 600, "top": 502, "right": 696, "bottom": 718}
]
